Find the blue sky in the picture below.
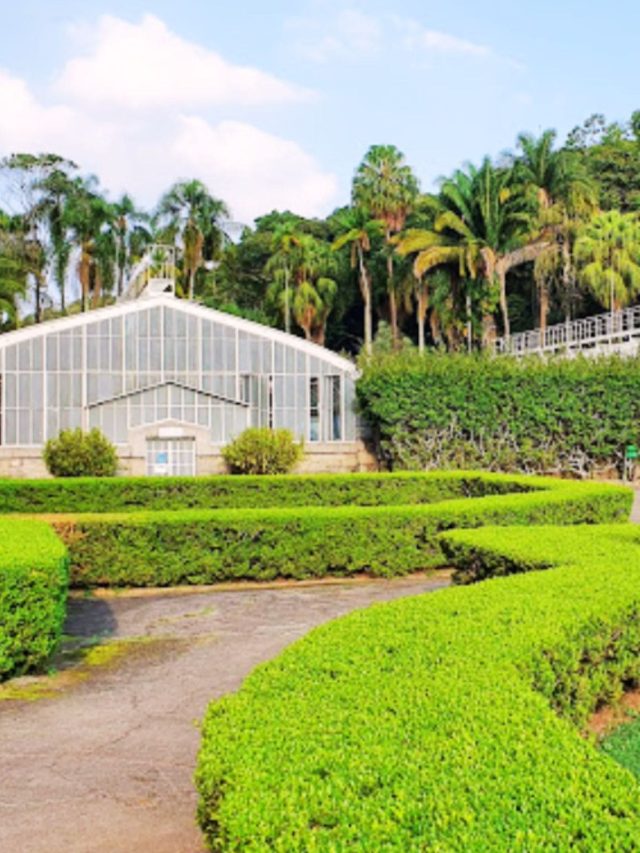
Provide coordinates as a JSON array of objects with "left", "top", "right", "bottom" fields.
[{"left": 1, "top": 1, "right": 639, "bottom": 223}]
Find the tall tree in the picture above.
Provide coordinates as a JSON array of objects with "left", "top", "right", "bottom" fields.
[
  {"left": 64, "top": 178, "right": 116, "bottom": 311},
  {"left": 512, "top": 130, "right": 596, "bottom": 329},
  {"left": 574, "top": 210, "right": 640, "bottom": 311},
  {"left": 156, "top": 180, "right": 229, "bottom": 300},
  {"left": 267, "top": 233, "right": 338, "bottom": 344},
  {"left": 265, "top": 222, "right": 304, "bottom": 334},
  {"left": 112, "top": 194, "right": 151, "bottom": 297},
  {"left": 35, "top": 163, "right": 78, "bottom": 313},
  {"left": 398, "top": 160, "right": 546, "bottom": 343},
  {"left": 331, "top": 207, "right": 382, "bottom": 353},
  {"left": 1, "top": 153, "right": 75, "bottom": 320},
  {"left": 0, "top": 211, "right": 27, "bottom": 328},
  {"left": 352, "top": 145, "right": 419, "bottom": 346}
]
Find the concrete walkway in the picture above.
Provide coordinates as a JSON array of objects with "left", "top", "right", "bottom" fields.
[
  {"left": 631, "top": 488, "right": 640, "bottom": 524},
  {"left": 0, "top": 574, "right": 449, "bottom": 853}
]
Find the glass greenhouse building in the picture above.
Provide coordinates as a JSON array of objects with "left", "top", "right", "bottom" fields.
[{"left": 0, "top": 294, "right": 363, "bottom": 478}]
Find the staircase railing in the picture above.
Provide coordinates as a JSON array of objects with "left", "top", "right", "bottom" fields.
[
  {"left": 119, "top": 245, "right": 176, "bottom": 302},
  {"left": 495, "top": 305, "right": 640, "bottom": 356}
]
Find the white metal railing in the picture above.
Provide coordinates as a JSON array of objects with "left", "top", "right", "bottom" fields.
[
  {"left": 119, "top": 245, "right": 176, "bottom": 302},
  {"left": 495, "top": 305, "right": 640, "bottom": 357}
]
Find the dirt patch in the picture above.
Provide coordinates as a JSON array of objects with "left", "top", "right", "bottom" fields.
[
  {"left": 0, "top": 635, "right": 189, "bottom": 705},
  {"left": 586, "top": 687, "right": 640, "bottom": 737},
  {"left": 68, "top": 568, "right": 452, "bottom": 599}
]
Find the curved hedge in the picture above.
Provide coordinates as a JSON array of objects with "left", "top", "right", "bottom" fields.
[
  {"left": 196, "top": 518, "right": 640, "bottom": 848},
  {"left": 0, "top": 470, "right": 545, "bottom": 515},
  {"left": 53, "top": 475, "right": 630, "bottom": 587},
  {"left": 0, "top": 519, "right": 69, "bottom": 680}
]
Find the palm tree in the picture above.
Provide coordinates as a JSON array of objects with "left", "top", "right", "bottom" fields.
[
  {"left": 0, "top": 212, "right": 27, "bottom": 328},
  {"left": 574, "top": 211, "right": 640, "bottom": 311},
  {"left": 265, "top": 222, "right": 304, "bottom": 334},
  {"left": 267, "top": 233, "right": 338, "bottom": 344},
  {"left": 397, "top": 160, "right": 547, "bottom": 343},
  {"left": 331, "top": 207, "right": 383, "bottom": 353},
  {"left": 512, "top": 130, "right": 597, "bottom": 329},
  {"left": 112, "top": 195, "right": 151, "bottom": 297},
  {"left": 64, "top": 178, "right": 116, "bottom": 311},
  {"left": 157, "top": 180, "right": 229, "bottom": 300},
  {"left": 293, "top": 276, "right": 338, "bottom": 345},
  {"left": 35, "top": 165, "right": 78, "bottom": 313},
  {"left": 352, "top": 145, "right": 419, "bottom": 346}
]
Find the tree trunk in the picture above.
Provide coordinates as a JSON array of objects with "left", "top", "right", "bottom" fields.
[
  {"left": 417, "top": 290, "right": 427, "bottom": 353},
  {"left": 482, "top": 314, "right": 497, "bottom": 349},
  {"left": 284, "top": 266, "right": 291, "bottom": 334},
  {"left": 386, "top": 233, "right": 398, "bottom": 348},
  {"left": 34, "top": 273, "right": 42, "bottom": 324},
  {"left": 312, "top": 327, "right": 325, "bottom": 346},
  {"left": 79, "top": 246, "right": 91, "bottom": 312},
  {"left": 497, "top": 265, "right": 510, "bottom": 339},
  {"left": 539, "top": 281, "right": 549, "bottom": 333},
  {"left": 497, "top": 240, "right": 552, "bottom": 340},
  {"left": 389, "top": 287, "right": 399, "bottom": 347},
  {"left": 188, "top": 268, "right": 196, "bottom": 301},
  {"left": 92, "top": 268, "right": 102, "bottom": 309},
  {"left": 356, "top": 245, "right": 372, "bottom": 354}
]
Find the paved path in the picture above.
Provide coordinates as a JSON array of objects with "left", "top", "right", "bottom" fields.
[
  {"left": 631, "top": 488, "right": 640, "bottom": 524},
  {"left": 0, "top": 574, "right": 449, "bottom": 853}
]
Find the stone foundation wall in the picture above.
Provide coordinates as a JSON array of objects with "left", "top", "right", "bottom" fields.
[{"left": 0, "top": 440, "right": 378, "bottom": 480}]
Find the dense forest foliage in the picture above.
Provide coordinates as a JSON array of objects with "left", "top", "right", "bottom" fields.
[{"left": 2, "top": 110, "right": 640, "bottom": 354}]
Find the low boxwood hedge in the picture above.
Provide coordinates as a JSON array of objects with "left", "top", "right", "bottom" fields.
[
  {"left": 53, "top": 476, "right": 630, "bottom": 588},
  {"left": 0, "top": 470, "right": 537, "bottom": 514},
  {"left": 196, "top": 521, "right": 640, "bottom": 849},
  {"left": 0, "top": 519, "right": 69, "bottom": 681}
]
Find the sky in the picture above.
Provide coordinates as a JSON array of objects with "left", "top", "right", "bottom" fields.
[{"left": 1, "top": 1, "right": 640, "bottom": 225}]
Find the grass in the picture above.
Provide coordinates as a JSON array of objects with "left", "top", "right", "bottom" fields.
[{"left": 602, "top": 717, "right": 640, "bottom": 780}]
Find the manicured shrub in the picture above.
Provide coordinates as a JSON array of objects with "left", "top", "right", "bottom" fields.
[
  {"left": 0, "top": 469, "right": 537, "bottom": 514},
  {"left": 53, "top": 477, "right": 630, "bottom": 588},
  {"left": 357, "top": 350, "right": 640, "bottom": 476},
  {"left": 43, "top": 428, "right": 118, "bottom": 478},
  {"left": 196, "top": 522, "right": 640, "bottom": 849},
  {"left": 222, "top": 427, "right": 303, "bottom": 474},
  {"left": 0, "top": 519, "right": 69, "bottom": 680}
]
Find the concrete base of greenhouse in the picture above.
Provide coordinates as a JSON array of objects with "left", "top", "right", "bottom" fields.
[{"left": 0, "top": 441, "right": 378, "bottom": 479}]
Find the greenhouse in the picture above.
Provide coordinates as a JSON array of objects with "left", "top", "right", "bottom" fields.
[{"left": 0, "top": 293, "right": 362, "bottom": 477}]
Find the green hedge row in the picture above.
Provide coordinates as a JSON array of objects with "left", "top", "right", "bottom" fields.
[
  {"left": 0, "top": 470, "right": 535, "bottom": 515},
  {"left": 357, "top": 350, "right": 640, "bottom": 476},
  {"left": 0, "top": 519, "right": 69, "bottom": 681},
  {"left": 196, "top": 522, "right": 640, "bottom": 849},
  {"left": 54, "top": 476, "right": 630, "bottom": 588}
]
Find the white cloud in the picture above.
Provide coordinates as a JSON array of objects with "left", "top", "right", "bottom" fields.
[
  {"left": 55, "top": 13, "right": 312, "bottom": 110},
  {"left": 0, "top": 14, "right": 338, "bottom": 223},
  {"left": 288, "top": 9, "right": 382, "bottom": 63},
  {"left": 289, "top": 10, "right": 521, "bottom": 69},
  {"left": 172, "top": 117, "right": 337, "bottom": 222},
  {"left": 398, "top": 20, "right": 491, "bottom": 58}
]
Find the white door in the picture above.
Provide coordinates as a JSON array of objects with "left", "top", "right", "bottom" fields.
[{"left": 146, "top": 438, "right": 196, "bottom": 476}]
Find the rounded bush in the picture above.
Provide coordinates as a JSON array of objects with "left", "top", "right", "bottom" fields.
[
  {"left": 43, "top": 428, "right": 118, "bottom": 478},
  {"left": 222, "top": 427, "right": 303, "bottom": 475}
]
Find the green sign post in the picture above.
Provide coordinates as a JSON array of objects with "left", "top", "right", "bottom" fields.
[{"left": 624, "top": 444, "right": 638, "bottom": 482}]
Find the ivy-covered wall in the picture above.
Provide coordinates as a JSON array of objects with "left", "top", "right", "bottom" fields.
[{"left": 357, "top": 352, "right": 640, "bottom": 476}]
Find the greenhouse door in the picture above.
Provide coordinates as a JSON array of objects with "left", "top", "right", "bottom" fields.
[{"left": 146, "top": 438, "right": 196, "bottom": 476}]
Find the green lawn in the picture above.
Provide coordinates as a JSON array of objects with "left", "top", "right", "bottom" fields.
[{"left": 602, "top": 717, "right": 640, "bottom": 779}]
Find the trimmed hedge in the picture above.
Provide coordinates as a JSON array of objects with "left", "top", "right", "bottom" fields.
[
  {"left": 196, "top": 522, "right": 640, "bottom": 849},
  {"left": 0, "top": 470, "right": 538, "bottom": 515},
  {"left": 53, "top": 476, "right": 631, "bottom": 588},
  {"left": 357, "top": 350, "right": 640, "bottom": 476},
  {"left": 0, "top": 519, "right": 69, "bottom": 680}
]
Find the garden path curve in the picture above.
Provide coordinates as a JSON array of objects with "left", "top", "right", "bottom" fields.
[{"left": 0, "top": 574, "right": 448, "bottom": 853}]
